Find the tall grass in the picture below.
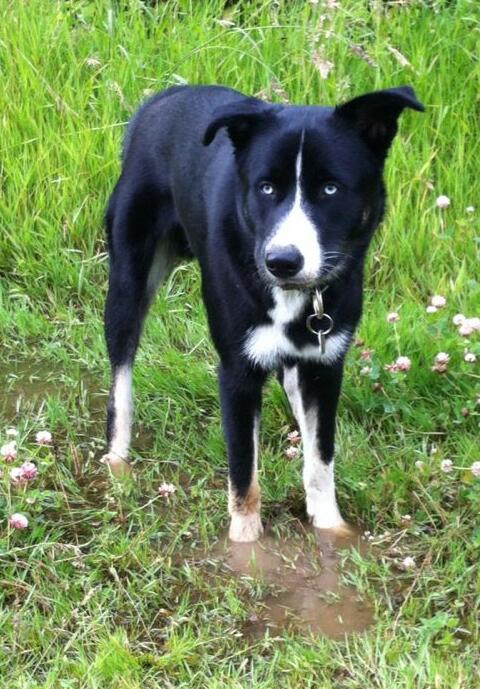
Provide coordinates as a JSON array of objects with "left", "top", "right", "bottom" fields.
[{"left": 0, "top": 1, "right": 479, "bottom": 687}]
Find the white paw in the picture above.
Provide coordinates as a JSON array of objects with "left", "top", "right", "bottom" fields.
[
  {"left": 313, "top": 520, "right": 355, "bottom": 540},
  {"left": 100, "top": 452, "right": 132, "bottom": 477},
  {"left": 229, "top": 512, "right": 263, "bottom": 543},
  {"left": 306, "top": 494, "right": 345, "bottom": 530},
  {"left": 310, "top": 512, "right": 347, "bottom": 530}
]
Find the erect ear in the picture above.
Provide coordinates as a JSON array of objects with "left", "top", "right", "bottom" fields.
[
  {"left": 203, "top": 98, "right": 276, "bottom": 149},
  {"left": 334, "top": 86, "right": 424, "bottom": 157}
]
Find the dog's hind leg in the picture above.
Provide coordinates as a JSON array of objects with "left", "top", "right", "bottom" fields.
[
  {"left": 282, "top": 362, "right": 347, "bottom": 532},
  {"left": 102, "top": 182, "right": 183, "bottom": 475},
  {"left": 219, "top": 363, "right": 266, "bottom": 542}
]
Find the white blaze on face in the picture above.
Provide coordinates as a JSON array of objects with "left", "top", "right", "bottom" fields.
[{"left": 266, "top": 131, "right": 322, "bottom": 282}]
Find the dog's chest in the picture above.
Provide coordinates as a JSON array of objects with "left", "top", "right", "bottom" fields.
[{"left": 243, "top": 289, "right": 350, "bottom": 370}]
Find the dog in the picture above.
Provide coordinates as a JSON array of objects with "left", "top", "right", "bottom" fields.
[{"left": 102, "top": 84, "right": 424, "bottom": 541}]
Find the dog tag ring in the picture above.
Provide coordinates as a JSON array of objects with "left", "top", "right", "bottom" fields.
[{"left": 306, "top": 289, "right": 334, "bottom": 355}]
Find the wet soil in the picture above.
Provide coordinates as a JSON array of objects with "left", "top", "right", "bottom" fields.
[
  {"left": 0, "top": 360, "right": 154, "bottom": 450},
  {"left": 1, "top": 361, "right": 374, "bottom": 639},
  {"left": 213, "top": 526, "right": 373, "bottom": 638},
  {"left": 0, "top": 361, "right": 104, "bottom": 419}
]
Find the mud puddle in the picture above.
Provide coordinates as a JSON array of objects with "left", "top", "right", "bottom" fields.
[
  {"left": 213, "top": 526, "right": 373, "bottom": 638},
  {"left": 2, "top": 363, "right": 373, "bottom": 639},
  {"left": 0, "top": 361, "right": 104, "bottom": 419},
  {"left": 0, "top": 360, "right": 151, "bottom": 445}
]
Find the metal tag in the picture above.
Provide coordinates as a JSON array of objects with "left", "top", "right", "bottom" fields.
[
  {"left": 306, "top": 288, "right": 334, "bottom": 354},
  {"left": 319, "top": 331, "right": 326, "bottom": 355}
]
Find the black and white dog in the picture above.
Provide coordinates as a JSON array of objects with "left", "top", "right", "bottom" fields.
[{"left": 102, "top": 85, "right": 423, "bottom": 541}]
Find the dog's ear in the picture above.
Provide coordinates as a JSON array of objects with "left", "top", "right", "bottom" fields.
[
  {"left": 203, "top": 99, "right": 276, "bottom": 149},
  {"left": 334, "top": 86, "right": 424, "bottom": 157}
]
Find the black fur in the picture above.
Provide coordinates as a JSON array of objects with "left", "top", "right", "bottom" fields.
[{"left": 104, "top": 84, "right": 423, "bottom": 524}]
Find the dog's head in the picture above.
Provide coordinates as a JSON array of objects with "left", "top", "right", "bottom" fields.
[{"left": 204, "top": 87, "right": 424, "bottom": 290}]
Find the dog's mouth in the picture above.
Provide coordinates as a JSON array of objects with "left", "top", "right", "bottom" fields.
[
  {"left": 278, "top": 280, "right": 317, "bottom": 292},
  {"left": 256, "top": 251, "right": 352, "bottom": 293},
  {"left": 273, "top": 266, "right": 343, "bottom": 292},
  {"left": 261, "top": 272, "right": 330, "bottom": 293}
]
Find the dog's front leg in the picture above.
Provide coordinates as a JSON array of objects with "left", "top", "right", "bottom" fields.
[
  {"left": 283, "top": 361, "right": 346, "bottom": 531},
  {"left": 219, "top": 362, "right": 266, "bottom": 542}
]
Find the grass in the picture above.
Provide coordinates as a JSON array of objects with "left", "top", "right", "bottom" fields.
[{"left": 1, "top": 0, "right": 479, "bottom": 686}]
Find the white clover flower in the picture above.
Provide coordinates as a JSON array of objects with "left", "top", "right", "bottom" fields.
[
  {"left": 158, "top": 482, "right": 176, "bottom": 497},
  {"left": 435, "top": 352, "right": 450, "bottom": 365},
  {"left": 285, "top": 446, "right": 300, "bottom": 459},
  {"left": 35, "top": 430, "right": 52, "bottom": 445},
  {"left": 387, "top": 311, "right": 400, "bottom": 323},
  {"left": 401, "top": 556, "right": 416, "bottom": 570},
  {"left": 436, "top": 195, "right": 450, "bottom": 209},
  {"left": 431, "top": 295, "right": 446, "bottom": 308},
  {"left": 10, "top": 467, "right": 27, "bottom": 485},
  {"left": 459, "top": 323, "right": 474, "bottom": 337},
  {"left": 471, "top": 462, "right": 480, "bottom": 478},
  {"left": 9, "top": 513, "right": 29, "bottom": 529},
  {"left": 466, "top": 317, "right": 480, "bottom": 331},
  {"left": 1, "top": 441, "right": 17, "bottom": 463},
  {"left": 21, "top": 462, "right": 38, "bottom": 480},
  {"left": 395, "top": 356, "right": 411, "bottom": 372},
  {"left": 85, "top": 56, "right": 102, "bottom": 69},
  {"left": 453, "top": 314, "right": 465, "bottom": 326},
  {"left": 287, "top": 430, "right": 301, "bottom": 445},
  {"left": 441, "top": 459, "right": 453, "bottom": 473}
]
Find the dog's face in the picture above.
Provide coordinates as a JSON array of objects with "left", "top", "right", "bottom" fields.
[
  {"left": 204, "top": 88, "right": 424, "bottom": 289},
  {"left": 238, "top": 119, "right": 382, "bottom": 289}
]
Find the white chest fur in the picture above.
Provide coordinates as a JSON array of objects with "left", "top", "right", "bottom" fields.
[{"left": 243, "top": 288, "right": 351, "bottom": 370}]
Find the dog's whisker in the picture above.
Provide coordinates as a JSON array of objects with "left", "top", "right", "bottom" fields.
[{"left": 323, "top": 251, "right": 355, "bottom": 261}]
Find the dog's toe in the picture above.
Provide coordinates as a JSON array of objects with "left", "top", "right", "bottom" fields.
[
  {"left": 229, "top": 512, "right": 263, "bottom": 542},
  {"left": 314, "top": 521, "right": 353, "bottom": 537},
  {"left": 100, "top": 453, "right": 132, "bottom": 477}
]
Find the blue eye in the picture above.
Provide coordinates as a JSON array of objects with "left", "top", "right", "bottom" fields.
[
  {"left": 259, "top": 181, "right": 275, "bottom": 196},
  {"left": 323, "top": 183, "right": 338, "bottom": 196}
]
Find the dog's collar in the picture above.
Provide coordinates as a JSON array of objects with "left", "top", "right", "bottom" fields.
[{"left": 306, "top": 286, "right": 333, "bottom": 354}]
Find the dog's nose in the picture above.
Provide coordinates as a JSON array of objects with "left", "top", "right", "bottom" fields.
[{"left": 265, "top": 245, "right": 304, "bottom": 279}]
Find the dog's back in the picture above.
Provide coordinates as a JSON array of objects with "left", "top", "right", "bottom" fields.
[
  {"left": 102, "top": 83, "right": 423, "bottom": 542},
  {"left": 116, "top": 85, "right": 246, "bottom": 257},
  {"left": 122, "top": 85, "right": 243, "bottom": 178}
]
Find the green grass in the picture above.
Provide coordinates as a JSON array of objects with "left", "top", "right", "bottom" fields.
[{"left": 1, "top": 0, "right": 480, "bottom": 686}]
